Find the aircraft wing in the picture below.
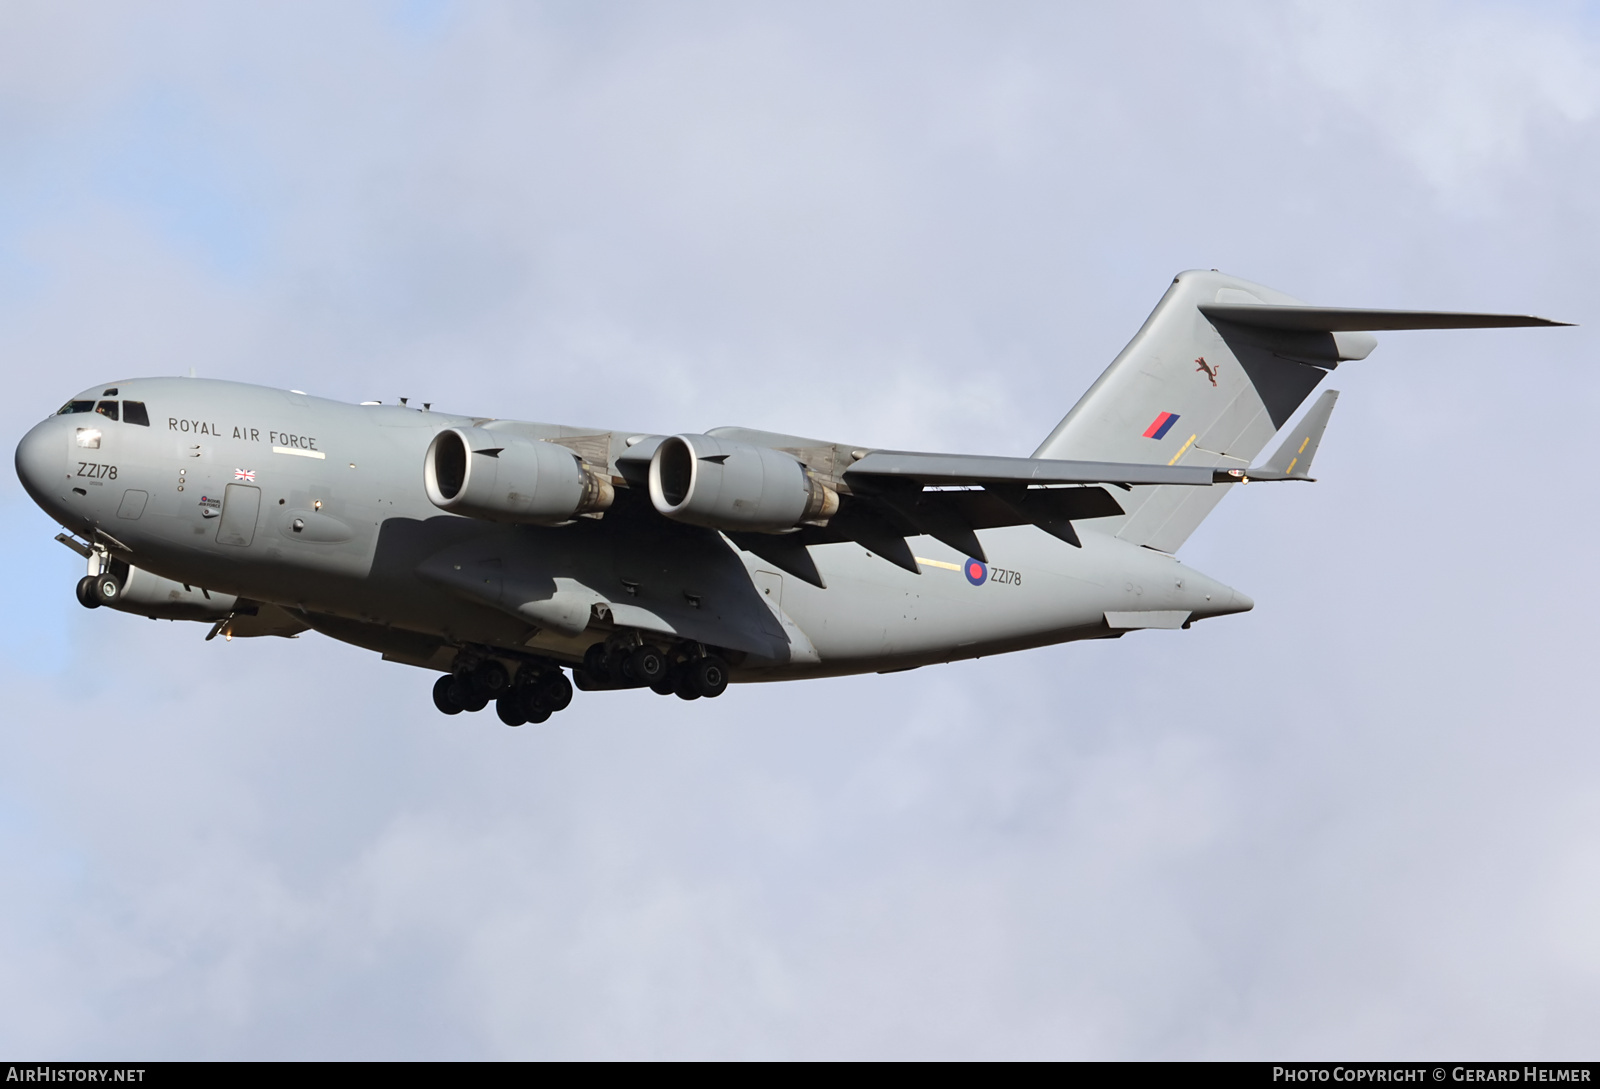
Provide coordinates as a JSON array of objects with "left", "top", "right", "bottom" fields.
[
  {"left": 845, "top": 451, "right": 1223, "bottom": 487},
  {"left": 617, "top": 445, "right": 1237, "bottom": 586},
  {"left": 798, "top": 452, "right": 1228, "bottom": 576}
]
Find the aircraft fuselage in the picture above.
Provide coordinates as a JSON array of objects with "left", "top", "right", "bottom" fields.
[{"left": 15, "top": 377, "right": 1250, "bottom": 690}]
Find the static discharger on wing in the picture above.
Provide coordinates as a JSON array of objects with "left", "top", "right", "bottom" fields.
[{"left": 14, "top": 271, "right": 1569, "bottom": 725}]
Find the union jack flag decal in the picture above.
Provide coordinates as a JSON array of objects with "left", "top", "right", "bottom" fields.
[{"left": 234, "top": 469, "right": 256, "bottom": 482}]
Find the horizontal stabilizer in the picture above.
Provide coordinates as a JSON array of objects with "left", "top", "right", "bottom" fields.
[
  {"left": 1199, "top": 304, "right": 1571, "bottom": 332},
  {"left": 847, "top": 451, "right": 1219, "bottom": 488},
  {"left": 1246, "top": 389, "right": 1339, "bottom": 482}
]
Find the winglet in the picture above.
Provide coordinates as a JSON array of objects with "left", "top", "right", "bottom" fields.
[{"left": 1240, "top": 389, "right": 1339, "bottom": 482}]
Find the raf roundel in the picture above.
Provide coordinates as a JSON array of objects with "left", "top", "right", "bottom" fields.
[{"left": 964, "top": 558, "right": 988, "bottom": 586}]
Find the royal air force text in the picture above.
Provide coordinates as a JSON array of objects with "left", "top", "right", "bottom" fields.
[{"left": 168, "top": 418, "right": 317, "bottom": 451}]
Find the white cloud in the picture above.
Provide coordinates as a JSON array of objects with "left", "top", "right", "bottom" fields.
[{"left": 1286, "top": 0, "right": 1600, "bottom": 202}]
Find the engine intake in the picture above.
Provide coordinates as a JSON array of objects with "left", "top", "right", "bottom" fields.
[
  {"left": 424, "top": 428, "right": 613, "bottom": 523},
  {"left": 648, "top": 434, "right": 838, "bottom": 532}
]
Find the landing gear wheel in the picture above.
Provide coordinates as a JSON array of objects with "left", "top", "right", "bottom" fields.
[
  {"left": 475, "top": 660, "right": 510, "bottom": 698},
  {"left": 650, "top": 678, "right": 677, "bottom": 696},
  {"left": 692, "top": 655, "right": 729, "bottom": 699},
  {"left": 583, "top": 643, "right": 613, "bottom": 687},
  {"left": 539, "top": 671, "right": 573, "bottom": 712},
  {"left": 75, "top": 575, "right": 101, "bottom": 610},
  {"left": 451, "top": 675, "right": 488, "bottom": 713},
  {"left": 496, "top": 694, "right": 527, "bottom": 727},
  {"left": 674, "top": 672, "right": 702, "bottom": 701},
  {"left": 525, "top": 706, "right": 552, "bottom": 724},
  {"left": 626, "top": 646, "right": 666, "bottom": 687},
  {"left": 432, "top": 674, "right": 463, "bottom": 715},
  {"left": 93, "top": 572, "right": 122, "bottom": 607}
]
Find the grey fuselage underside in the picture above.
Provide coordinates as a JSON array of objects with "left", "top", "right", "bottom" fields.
[{"left": 19, "top": 378, "right": 1251, "bottom": 680}]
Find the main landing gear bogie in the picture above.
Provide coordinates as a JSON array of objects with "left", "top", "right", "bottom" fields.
[
  {"left": 495, "top": 670, "right": 574, "bottom": 728},
  {"left": 574, "top": 641, "right": 729, "bottom": 701},
  {"left": 432, "top": 641, "right": 732, "bottom": 725},
  {"left": 433, "top": 658, "right": 575, "bottom": 726}
]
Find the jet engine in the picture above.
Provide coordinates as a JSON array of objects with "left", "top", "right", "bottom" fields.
[
  {"left": 424, "top": 428, "right": 614, "bottom": 524},
  {"left": 647, "top": 434, "right": 838, "bottom": 533}
]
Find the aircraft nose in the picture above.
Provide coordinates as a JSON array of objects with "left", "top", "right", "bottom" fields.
[{"left": 15, "top": 417, "right": 66, "bottom": 509}]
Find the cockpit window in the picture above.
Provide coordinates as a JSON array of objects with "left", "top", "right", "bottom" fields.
[
  {"left": 122, "top": 400, "right": 150, "bottom": 427},
  {"left": 95, "top": 400, "right": 119, "bottom": 422},
  {"left": 57, "top": 400, "right": 95, "bottom": 415}
]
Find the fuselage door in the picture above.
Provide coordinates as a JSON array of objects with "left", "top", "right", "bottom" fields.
[{"left": 216, "top": 483, "right": 262, "bottom": 547}]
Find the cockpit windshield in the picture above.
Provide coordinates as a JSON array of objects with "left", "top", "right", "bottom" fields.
[{"left": 56, "top": 398, "right": 149, "bottom": 425}]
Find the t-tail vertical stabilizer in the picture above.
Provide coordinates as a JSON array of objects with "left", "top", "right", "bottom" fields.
[{"left": 1035, "top": 270, "right": 1567, "bottom": 552}]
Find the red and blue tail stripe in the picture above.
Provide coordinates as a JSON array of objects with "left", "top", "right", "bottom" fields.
[{"left": 1142, "top": 411, "right": 1181, "bottom": 440}]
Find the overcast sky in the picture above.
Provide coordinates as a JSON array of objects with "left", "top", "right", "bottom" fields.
[{"left": 2, "top": 0, "right": 1598, "bottom": 1059}]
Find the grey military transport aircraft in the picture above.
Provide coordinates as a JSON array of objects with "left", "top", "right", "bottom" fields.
[{"left": 13, "top": 271, "right": 1567, "bottom": 725}]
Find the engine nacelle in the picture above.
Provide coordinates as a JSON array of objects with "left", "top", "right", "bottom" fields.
[
  {"left": 647, "top": 434, "right": 838, "bottom": 532},
  {"left": 424, "top": 428, "right": 614, "bottom": 524}
]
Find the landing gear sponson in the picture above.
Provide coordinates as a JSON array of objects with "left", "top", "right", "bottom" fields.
[{"left": 430, "top": 638, "right": 729, "bottom": 726}]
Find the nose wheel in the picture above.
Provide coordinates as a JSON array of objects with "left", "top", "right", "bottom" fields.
[
  {"left": 75, "top": 575, "right": 101, "bottom": 609},
  {"left": 75, "top": 572, "right": 122, "bottom": 609}
]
